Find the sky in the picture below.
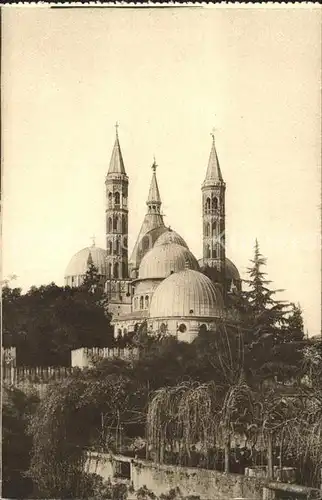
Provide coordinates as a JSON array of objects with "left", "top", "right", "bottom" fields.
[{"left": 2, "top": 6, "right": 321, "bottom": 335}]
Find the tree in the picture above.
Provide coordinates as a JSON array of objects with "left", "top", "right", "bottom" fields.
[
  {"left": 241, "top": 240, "right": 301, "bottom": 384},
  {"left": 81, "top": 254, "right": 102, "bottom": 294},
  {"left": 2, "top": 386, "right": 39, "bottom": 498},
  {"left": 28, "top": 368, "right": 147, "bottom": 498},
  {"left": 2, "top": 283, "right": 114, "bottom": 366}
]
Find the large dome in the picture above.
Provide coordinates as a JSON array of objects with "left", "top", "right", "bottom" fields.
[
  {"left": 155, "top": 229, "right": 188, "bottom": 248},
  {"left": 65, "top": 246, "right": 108, "bottom": 278},
  {"left": 150, "top": 269, "right": 224, "bottom": 318},
  {"left": 138, "top": 243, "right": 199, "bottom": 280}
]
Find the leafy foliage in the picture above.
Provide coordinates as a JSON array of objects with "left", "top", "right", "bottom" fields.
[
  {"left": 2, "top": 282, "right": 113, "bottom": 366},
  {"left": 2, "top": 386, "right": 39, "bottom": 498},
  {"left": 241, "top": 240, "right": 305, "bottom": 384},
  {"left": 28, "top": 368, "right": 147, "bottom": 497}
]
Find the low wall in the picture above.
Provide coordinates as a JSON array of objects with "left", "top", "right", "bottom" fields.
[
  {"left": 71, "top": 347, "right": 139, "bottom": 368},
  {"left": 85, "top": 452, "right": 265, "bottom": 499},
  {"left": 131, "top": 460, "right": 265, "bottom": 499},
  {"left": 3, "top": 366, "right": 73, "bottom": 399}
]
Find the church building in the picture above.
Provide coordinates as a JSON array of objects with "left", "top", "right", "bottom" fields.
[{"left": 64, "top": 127, "right": 241, "bottom": 343}]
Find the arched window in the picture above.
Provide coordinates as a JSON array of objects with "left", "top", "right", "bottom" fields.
[
  {"left": 114, "top": 192, "right": 120, "bottom": 205},
  {"left": 108, "top": 192, "right": 113, "bottom": 206},
  {"left": 212, "top": 221, "right": 217, "bottom": 235},
  {"left": 108, "top": 263, "right": 112, "bottom": 277},
  {"left": 108, "top": 241, "right": 112, "bottom": 255},
  {"left": 123, "top": 237, "right": 128, "bottom": 256},
  {"left": 205, "top": 244, "right": 210, "bottom": 259},
  {"left": 212, "top": 197, "right": 218, "bottom": 210},
  {"left": 205, "top": 223, "right": 210, "bottom": 237},
  {"left": 114, "top": 262, "right": 119, "bottom": 278},
  {"left": 122, "top": 215, "right": 127, "bottom": 233},
  {"left": 142, "top": 235, "right": 150, "bottom": 251},
  {"left": 108, "top": 217, "right": 112, "bottom": 233},
  {"left": 145, "top": 295, "right": 149, "bottom": 308},
  {"left": 116, "top": 239, "right": 120, "bottom": 254},
  {"left": 160, "top": 323, "right": 167, "bottom": 334},
  {"left": 140, "top": 296, "right": 144, "bottom": 309},
  {"left": 205, "top": 197, "right": 211, "bottom": 211},
  {"left": 199, "top": 324, "right": 207, "bottom": 335},
  {"left": 113, "top": 216, "right": 118, "bottom": 231},
  {"left": 212, "top": 247, "right": 217, "bottom": 258},
  {"left": 122, "top": 262, "right": 127, "bottom": 278}
]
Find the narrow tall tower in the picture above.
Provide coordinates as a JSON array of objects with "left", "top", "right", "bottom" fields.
[
  {"left": 146, "top": 159, "right": 162, "bottom": 218},
  {"left": 128, "top": 159, "right": 165, "bottom": 272},
  {"left": 202, "top": 133, "right": 226, "bottom": 287},
  {"left": 105, "top": 124, "right": 129, "bottom": 279}
]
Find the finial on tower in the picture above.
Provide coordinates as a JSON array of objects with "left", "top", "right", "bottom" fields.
[
  {"left": 115, "top": 121, "right": 119, "bottom": 138},
  {"left": 90, "top": 234, "right": 96, "bottom": 247},
  {"left": 152, "top": 156, "right": 157, "bottom": 172},
  {"left": 211, "top": 127, "right": 216, "bottom": 142}
]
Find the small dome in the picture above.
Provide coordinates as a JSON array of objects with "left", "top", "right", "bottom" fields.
[
  {"left": 139, "top": 243, "right": 199, "bottom": 280},
  {"left": 155, "top": 229, "right": 188, "bottom": 248},
  {"left": 225, "top": 258, "right": 240, "bottom": 281},
  {"left": 198, "top": 257, "right": 240, "bottom": 281},
  {"left": 150, "top": 269, "right": 224, "bottom": 318},
  {"left": 65, "top": 246, "right": 107, "bottom": 278}
]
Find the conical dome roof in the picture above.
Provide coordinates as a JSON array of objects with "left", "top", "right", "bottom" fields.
[{"left": 150, "top": 269, "right": 224, "bottom": 318}]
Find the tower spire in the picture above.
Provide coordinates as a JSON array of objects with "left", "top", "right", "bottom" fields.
[
  {"left": 201, "top": 132, "right": 226, "bottom": 293},
  {"left": 107, "top": 123, "right": 126, "bottom": 175},
  {"left": 147, "top": 158, "right": 161, "bottom": 206},
  {"left": 105, "top": 123, "right": 129, "bottom": 281},
  {"left": 203, "top": 131, "right": 223, "bottom": 185}
]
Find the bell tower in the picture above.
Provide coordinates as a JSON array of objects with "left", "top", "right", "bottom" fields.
[
  {"left": 105, "top": 123, "right": 129, "bottom": 279},
  {"left": 202, "top": 133, "right": 226, "bottom": 288}
]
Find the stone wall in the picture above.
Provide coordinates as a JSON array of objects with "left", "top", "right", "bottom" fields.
[
  {"left": 3, "top": 366, "right": 72, "bottom": 398},
  {"left": 85, "top": 452, "right": 265, "bottom": 499},
  {"left": 71, "top": 347, "right": 139, "bottom": 368}
]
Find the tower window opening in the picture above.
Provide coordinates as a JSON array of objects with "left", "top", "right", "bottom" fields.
[
  {"left": 205, "top": 223, "right": 210, "bottom": 237},
  {"left": 113, "top": 216, "right": 118, "bottom": 231},
  {"left": 114, "top": 262, "right": 119, "bottom": 279},
  {"left": 212, "top": 197, "right": 218, "bottom": 210},
  {"left": 205, "top": 244, "right": 210, "bottom": 259},
  {"left": 114, "top": 192, "right": 120, "bottom": 205},
  {"left": 108, "top": 241, "right": 112, "bottom": 255},
  {"left": 212, "top": 247, "right": 218, "bottom": 258},
  {"left": 145, "top": 295, "right": 149, "bottom": 308},
  {"left": 205, "top": 197, "right": 211, "bottom": 211},
  {"left": 108, "top": 263, "right": 112, "bottom": 277},
  {"left": 178, "top": 323, "right": 187, "bottom": 333},
  {"left": 140, "top": 296, "right": 144, "bottom": 309},
  {"left": 116, "top": 239, "right": 120, "bottom": 254},
  {"left": 122, "top": 262, "right": 127, "bottom": 278},
  {"left": 108, "top": 217, "right": 112, "bottom": 233},
  {"left": 212, "top": 221, "right": 217, "bottom": 235},
  {"left": 122, "top": 215, "right": 127, "bottom": 233}
]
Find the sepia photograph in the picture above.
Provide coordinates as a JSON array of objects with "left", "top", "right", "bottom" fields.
[{"left": 1, "top": 4, "right": 321, "bottom": 500}]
